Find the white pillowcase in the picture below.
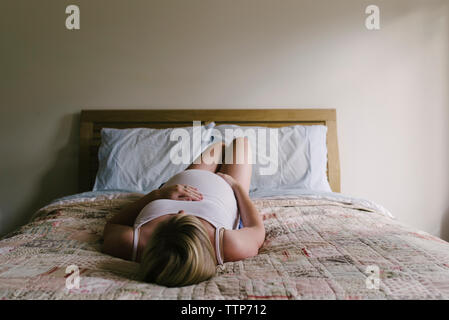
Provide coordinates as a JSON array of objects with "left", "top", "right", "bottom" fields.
[
  {"left": 93, "top": 122, "right": 331, "bottom": 194},
  {"left": 211, "top": 124, "right": 331, "bottom": 193},
  {"left": 93, "top": 124, "right": 214, "bottom": 193}
]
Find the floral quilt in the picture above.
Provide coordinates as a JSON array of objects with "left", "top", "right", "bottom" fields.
[{"left": 1, "top": 192, "right": 449, "bottom": 300}]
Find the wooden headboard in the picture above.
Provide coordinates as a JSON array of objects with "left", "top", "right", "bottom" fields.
[{"left": 79, "top": 109, "right": 340, "bottom": 193}]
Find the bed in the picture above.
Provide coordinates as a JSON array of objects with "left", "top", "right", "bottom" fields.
[{"left": 1, "top": 109, "right": 449, "bottom": 300}]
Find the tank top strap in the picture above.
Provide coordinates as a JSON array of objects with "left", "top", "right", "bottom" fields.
[
  {"left": 133, "top": 224, "right": 225, "bottom": 264},
  {"left": 131, "top": 227, "right": 140, "bottom": 262},
  {"left": 215, "top": 227, "right": 225, "bottom": 265}
]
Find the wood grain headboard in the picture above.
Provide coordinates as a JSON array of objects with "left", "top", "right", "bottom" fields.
[{"left": 79, "top": 109, "right": 340, "bottom": 193}]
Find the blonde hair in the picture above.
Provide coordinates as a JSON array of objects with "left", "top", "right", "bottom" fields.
[{"left": 139, "top": 214, "right": 217, "bottom": 287}]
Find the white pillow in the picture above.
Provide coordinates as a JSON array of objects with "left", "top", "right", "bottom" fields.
[
  {"left": 93, "top": 124, "right": 214, "bottom": 193},
  {"left": 211, "top": 124, "right": 331, "bottom": 193}
]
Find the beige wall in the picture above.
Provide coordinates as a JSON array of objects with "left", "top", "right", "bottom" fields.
[{"left": 1, "top": 0, "right": 449, "bottom": 239}]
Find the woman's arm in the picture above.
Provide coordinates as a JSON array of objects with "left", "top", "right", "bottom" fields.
[
  {"left": 102, "top": 184, "right": 203, "bottom": 260},
  {"left": 232, "top": 183, "right": 265, "bottom": 236},
  {"left": 102, "top": 223, "right": 134, "bottom": 260},
  {"left": 102, "top": 190, "right": 161, "bottom": 260},
  {"left": 216, "top": 173, "right": 265, "bottom": 261},
  {"left": 108, "top": 189, "right": 161, "bottom": 226},
  {"left": 107, "top": 184, "right": 203, "bottom": 226}
]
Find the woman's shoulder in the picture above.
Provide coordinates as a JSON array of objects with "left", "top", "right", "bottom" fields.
[{"left": 222, "top": 228, "right": 262, "bottom": 263}]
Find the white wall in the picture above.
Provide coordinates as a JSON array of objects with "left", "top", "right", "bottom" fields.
[{"left": 1, "top": 0, "right": 448, "bottom": 239}]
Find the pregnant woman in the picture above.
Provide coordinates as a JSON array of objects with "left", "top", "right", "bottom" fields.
[{"left": 102, "top": 137, "right": 265, "bottom": 287}]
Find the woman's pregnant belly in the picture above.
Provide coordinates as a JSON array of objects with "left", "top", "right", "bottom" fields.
[
  {"left": 164, "top": 169, "right": 236, "bottom": 210},
  {"left": 135, "top": 169, "right": 239, "bottom": 230}
]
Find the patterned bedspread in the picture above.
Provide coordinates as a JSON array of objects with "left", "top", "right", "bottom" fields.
[{"left": 1, "top": 193, "right": 449, "bottom": 300}]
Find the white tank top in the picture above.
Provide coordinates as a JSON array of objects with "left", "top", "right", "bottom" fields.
[{"left": 132, "top": 169, "right": 239, "bottom": 264}]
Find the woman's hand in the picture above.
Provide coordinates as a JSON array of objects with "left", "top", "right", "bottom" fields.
[
  {"left": 216, "top": 172, "right": 240, "bottom": 190},
  {"left": 157, "top": 184, "right": 203, "bottom": 201}
]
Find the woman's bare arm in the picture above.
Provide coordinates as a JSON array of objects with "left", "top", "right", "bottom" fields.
[
  {"left": 108, "top": 190, "right": 161, "bottom": 226},
  {"left": 107, "top": 184, "right": 203, "bottom": 226},
  {"left": 224, "top": 184, "right": 265, "bottom": 260},
  {"left": 102, "top": 223, "right": 134, "bottom": 260},
  {"left": 216, "top": 173, "right": 265, "bottom": 261},
  {"left": 101, "top": 190, "right": 161, "bottom": 260},
  {"left": 232, "top": 183, "right": 264, "bottom": 235},
  {"left": 102, "top": 184, "right": 202, "bottom": 260}
]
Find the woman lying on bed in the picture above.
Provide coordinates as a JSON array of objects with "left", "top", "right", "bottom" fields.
[{"left": 102, "top": 137, "right": 265, "bottom": 287}]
